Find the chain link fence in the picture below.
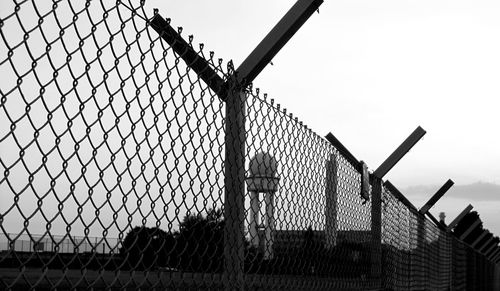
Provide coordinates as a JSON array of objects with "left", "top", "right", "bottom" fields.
[{"left": 1, "top": 0, "right": 499, "bottom": 290}]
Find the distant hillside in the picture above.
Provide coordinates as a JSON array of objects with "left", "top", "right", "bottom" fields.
[{"left": 403, "top": 181, "right": 500, "bottom": 201}]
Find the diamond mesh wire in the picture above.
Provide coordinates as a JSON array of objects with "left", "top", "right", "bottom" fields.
[
  {"left": 1, "top": 0, "right": 499, "bottom": 290},
  {"left": 381, "top": 183, "right": 498, "bottom": 291},
  {"left": 381, "top": 186, "right": 412, "bottom": 290},
  {"left": 243, "top": 90, "right": 374, "bottom": 289},
  {"left": 1, "top": 0, "right": 228, "bottom": 289}
]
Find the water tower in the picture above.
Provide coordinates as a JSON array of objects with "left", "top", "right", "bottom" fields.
[{"left": 246, "top": 152, "right": 279, "bottom": 259}]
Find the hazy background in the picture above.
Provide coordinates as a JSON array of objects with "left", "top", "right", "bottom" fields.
[{"left": 145, "top": 0, "right": 500, "bottom": 234}]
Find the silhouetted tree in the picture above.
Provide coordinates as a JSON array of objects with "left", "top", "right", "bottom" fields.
[
  {"left": 119, "top": 208, "right": 246, "bottom": 273},
  {"left": 120, "top": 226, "right": 175, "bottom": 270},
  {"left": 301, "top": 226, "right": 322, "bottom": 274},
  {"left": 175, "top": 208, "right": 224, "bottom": 272}
]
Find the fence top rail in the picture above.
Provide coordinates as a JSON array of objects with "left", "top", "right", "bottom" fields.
[
  {"left": 325, "top": 132, "right": 361, "bottom": 172},
  {"left": 383, "top": 181, "right": 418, "bottom": 213}
]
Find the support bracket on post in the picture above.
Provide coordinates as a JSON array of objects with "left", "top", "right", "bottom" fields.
[
  {"left": 471, "top": 230, "right": 490, "bottom": 248},
  {"left": 491, "top": 248, "right": 500, "bottom": 261},
  {"left": 447, "top": 204, "right": 473, "bottom": 232},
  {"left": 419, "top": 179, "right": 454, "bottom": 215},
  {"left": 479, "top": 237, "right": 495, "bottom": 253},
  {"left": 373, "top": 126, "right": 426, "bottom": 179},
  {"left": 149, "top": 14, "right": 227, "bottom": 98},
  {"left": 235, "top": 0, "right": 323, "bottom": 87},
  {"left": 459, "top": 218, "right": 481, "bottom": 241},
  {"left": 149, "top": 0, "right": 324, "bottom": 100},
  {"left": 484, "top": 242, "right": 498, "bottom": 257}
]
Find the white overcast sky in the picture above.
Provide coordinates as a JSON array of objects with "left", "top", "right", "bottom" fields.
[
  {"left": 0, "top": 0, "right": 498, "bottom": 240},
  {"left": 146, "top": 0, "right": 500, "bottom": 233}
]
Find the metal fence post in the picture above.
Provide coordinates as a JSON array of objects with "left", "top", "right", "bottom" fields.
[
  {"left": 370, "top": 175, "right": 382, "bottom": 280},
  {"left": 325, "top": 154, "right": 338, "bottom": 249},
  {"left": 370, "top": 126, "right": 425, "bottom": 284},
  {"left": 417, "top": 212, "right": 426, "bottom": 289},
  {"left": 223, "top": 86, "right": 246, "bottom": 290}
]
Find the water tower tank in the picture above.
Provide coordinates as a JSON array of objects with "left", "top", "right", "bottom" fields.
[{"left": 246, "top": 152, "right": 279, "bottom": 192}]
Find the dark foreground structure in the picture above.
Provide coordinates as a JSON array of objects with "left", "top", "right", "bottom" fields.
[{"left": 1, "top": 0, "right": 499, "bottom": 290}]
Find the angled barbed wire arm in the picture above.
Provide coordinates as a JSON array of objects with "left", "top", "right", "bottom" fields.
[
  {"left": 419, "top": 179, "right": 454, "bottom": 215},
  {"left": 447, "top": 204, "right": 474, "bottom": 232},
  {"left": 459, "top": 219, "right": 481, "bottom": 241},
  {"left": 373, "top": 126, "right": 426, "bottom": 179},
  {"left": 149, "top": 13, "right": 227, "bottom": 99},
  {"left": 471, "top": 230, "right": 489, "bottom": 248}
]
